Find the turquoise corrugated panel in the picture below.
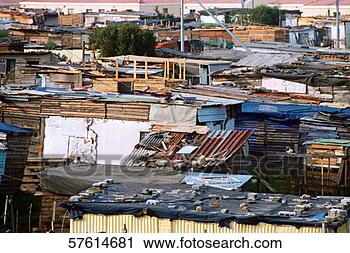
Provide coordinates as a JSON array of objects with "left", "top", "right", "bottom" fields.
[
  {"left": 197, "top": 106, "right": 227, "bottom": 123},
  {"left": 0, "top": 149, "right": 7, "bottom": 182}
]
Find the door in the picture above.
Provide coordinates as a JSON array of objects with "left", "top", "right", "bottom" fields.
[{"left": 5, "top": 59, "right": 16, "bottom": 81}]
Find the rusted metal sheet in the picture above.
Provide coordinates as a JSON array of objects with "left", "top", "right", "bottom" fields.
[{"left": 122, "top": 130, "right": 253, "bottom": 168}]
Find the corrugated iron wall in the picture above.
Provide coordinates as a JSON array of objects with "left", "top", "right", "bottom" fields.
[{"left": 69, "top": 214, "right": 349, "bottom": 233}]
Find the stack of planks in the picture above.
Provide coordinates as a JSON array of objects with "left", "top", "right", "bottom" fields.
[
  {"left": 157, "top": 26, "right": 289, "bottom": 45},
  {"left": 106, "top": 103, "right": 150, "bottom": 121},
  {"left": 304, "top": 143, "right": 350, "bottom": 196},
  {"left": 60, "top": 100, "right": 106, "bottom": 118},
  {"left": 92, "top": 78, "right": 118, "bottom": 93}
]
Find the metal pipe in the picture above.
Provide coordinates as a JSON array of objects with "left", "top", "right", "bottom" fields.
[
  {"left": 336, "top": 0, "right": 340, "bottom": 48},
  {"left": 180, "top": 0, "right": 185, "bottom": 52},
  {"left": 196, "top": 0, "right": 251, "bottom": 52}
]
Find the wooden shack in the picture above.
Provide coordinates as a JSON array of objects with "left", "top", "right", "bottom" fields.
[{"left": 304, "top": 139, "right": 350, "bottom": 196}]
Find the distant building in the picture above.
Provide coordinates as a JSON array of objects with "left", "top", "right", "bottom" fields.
[
  {"left": 15, "top": 0, "right": 255, "bottom": 16},
  {"left": 268, "top": 0, "right": 350, "bottom": 17}
]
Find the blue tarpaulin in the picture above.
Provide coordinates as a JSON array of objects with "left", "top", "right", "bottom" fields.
[
  {"left": 242, "top": 101, "right": 350, "bottom": 119},
  {"left": 0, "top": 122, "right": 31, "bottom": 134}
]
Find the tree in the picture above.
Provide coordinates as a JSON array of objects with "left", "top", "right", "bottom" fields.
[
  {"left": 90, "top": 24, "right": 157, "bottom": 57},
  {"left": 240, "top": 5, "right": 282, "bottom": 26}
]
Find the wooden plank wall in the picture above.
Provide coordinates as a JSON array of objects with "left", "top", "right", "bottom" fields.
[{"left": 305, "top": 144, "right": 350, "bottom": 195}]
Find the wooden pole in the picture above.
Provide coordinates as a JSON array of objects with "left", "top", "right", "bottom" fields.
[
  {"left": 145, "top": 61, "right": 148, "bottom": 80},
  {"left": 15, "top": 210, "right": 18, "bottom": 233},
  {"left": 133, "top": 60, "right": 137, "bottom": 80},
  {"left": 51, "top": 201, "right": 56, "bottom": 232},
  {"left": 179, "top": 63, "right": 182, "bottom": 80},
  {"left": 82, "top": 41, "right": 86, "bottom": 66},
  {"left": 183, "top": 61, "right": 186, "bottom": 79},
  {"left": 115, "top": 62, "right": 118, "bottom": 80},
  {"left": 172, "top": 62, "right": 175, "bottom": 80},
  {"left": 28, "top": 202, "right": 32, "bottom": 233},
  {"left": 163, "top": 62, "right": 167, "bottom": 80},
  {"left": 166, "top": 60, "right": 170, "bottom": 80},
  {"left": 3, "top": 195, "right": 8, "bottom": 227},
  {"left": 10, "top": 195, "right": 15, "bottom": 233}
]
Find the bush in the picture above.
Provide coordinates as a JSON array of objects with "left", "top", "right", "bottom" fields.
[
  {"left": 45, "top": 39, "right": 56, "bottom": 50},
  {"left": 90, "top": 24, "right": 157, "bottom": 57},
  {"left": 241, "top": 5, "right": 282, "bottom": 26},
  {"left": 0, "top": 30, "right": 9, "bottom": 38}
]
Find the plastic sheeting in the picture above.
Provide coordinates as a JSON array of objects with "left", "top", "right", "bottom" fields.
[
  {"left": 60, "top": 182, "right": 350, "bottom": 230},
  {"left": 39, "top": 164, "right": 185, "bottom": 195},
  {"left": 181, "top": 172, "right": 252, "bottom": 190},
  {"left": 149, "top": 104, "right": 197, "bottom": 126}
]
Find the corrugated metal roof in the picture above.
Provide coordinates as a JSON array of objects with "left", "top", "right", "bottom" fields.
[
  {"left": 191, "top": 130, "right": 253, "bottom": 165},
  {"left": 123, "top": 129, "right": 253, "bottom": 168},
  {"left": 233, "top": 52, "right": 298, "bottom": 67}
]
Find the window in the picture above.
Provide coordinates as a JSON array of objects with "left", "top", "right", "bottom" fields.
[
  {"left": 190, "top": 9, "right": 195, "bottom": 15},
  {"left": 26, "top": 60, "right": 40, "bottom": 65},
  {"left": 99, "top": 9, "right": 105, "bottom": 13},
  {"left": 86, "top": 9, "right": 92, "bottom": 13},
  {"left": 68, "top": 8, "right": 74, "bottom": 14},
  {"left": 162, "top": 8, "right": 168, "bottom": 14}
]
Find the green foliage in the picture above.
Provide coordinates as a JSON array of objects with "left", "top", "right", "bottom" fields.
[
  {"left": 45, "top": 39, "right": 56, "bottom": 50},
  {"left": 240, "top": 5, "right": 282, "bottom": 26},
  {"left": 152, "top": 6, "right": 174, "bottom": 20},
  {"left": 90, "top": 24, "right": 156, "bottom": 57},
  {"left": 57, "top": 53, "right": 68, "bottom": 61},
  {"left": 0, "top": 30, "right": 9, "bottom": 38}
]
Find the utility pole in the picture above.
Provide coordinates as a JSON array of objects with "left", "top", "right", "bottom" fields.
[
  {"left": 180, "top": 0, "right": 185, "bottom": 52},
  {"left": 196, "top": 0, "right": 251, "bottom": 52},
  {"left": 336, "top": 0, "right": 340, "bottom": 48}
]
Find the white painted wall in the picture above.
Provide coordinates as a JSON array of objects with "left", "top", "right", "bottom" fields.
[
  {"left": 262, "top": 77, "right": 306, "bottom": 93},
  {"left": 19, "top": 2, "right": 140, "bottom": 14},
  {"left": 200, "top": 15, "right": 225, "bottom": 24},
  {"left": 43, "top": 116, "right": 151, "bottom": 165}
]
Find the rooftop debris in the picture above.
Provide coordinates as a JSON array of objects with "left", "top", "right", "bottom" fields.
[
  {"left": 60, "top": 179, "right": 350, "bottom": 231},
  {"left": 122, "top": 130, "right": 253, "bottom": 169}
]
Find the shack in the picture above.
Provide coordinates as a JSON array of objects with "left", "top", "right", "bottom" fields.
[
  {"left": 303, "top": 139, "right": 350, "bottom": 196},
  {"left": 0, "top": 122, "right": 32, "bottom": 194},
  {"left": 0, "top": 51, "right": 58, "bottom": 83},
  {"left": 60, "top": 180, "right": 350, "bottom": 233}
]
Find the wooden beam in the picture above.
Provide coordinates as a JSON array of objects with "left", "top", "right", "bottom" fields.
[
  {"left": 179, "top": 63, "right": 182, "bottom": 80},
  {"left": 115, "top": 62, "right": 118, "bottom": 80},
  {"left": 172, "top": 62, "right": 175, "bottom": 80},
  {"left": 133, "top": 60, "right": 137, "bottom": 80},
  {"left": 183, "top": 61, "right": 186, "bottom": 80},
  {"left": 163, "top": 62, "right": 166, "bottom": 80},
  {"left": 145, "top": 61, "right": 148, "bottom": 80},
  {"left": 166, "top": 60, "right": 170, "bottom": 80}
]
